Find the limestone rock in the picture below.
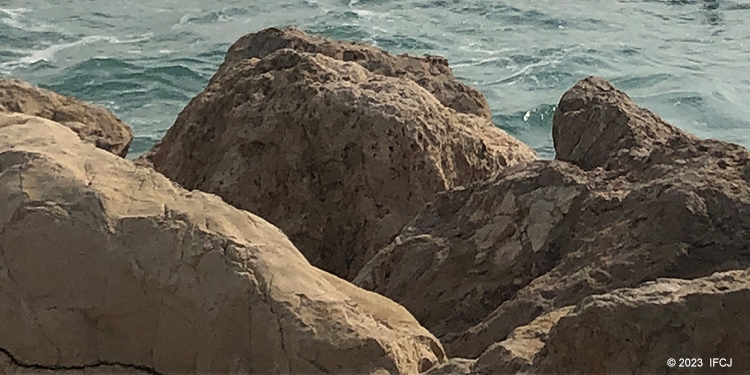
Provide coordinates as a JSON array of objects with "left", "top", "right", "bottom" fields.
[
  {"left": 533, "top": 269, "right": 750, "bottom": 374},
  {"left": 553, "top": 75, "right": 696, "bottom": 172},
  {"left": 354, "top": 76, "right": 750, "bottom": 358},
  {"left": 420, "top": 358, "right": 474, "bottom": 375},
  {"left": 0, "top": 78, "right": 133, "bottom": 157},
  {"left": 0, "top": 113, "right": 444, "bottom": 374},
  {"left": 217, "top": 27, "right": 492, "bottom": 119},
  {"left": 143, "top": 45, "right": 535, "bottom": 280},
  {"left": 419, "top": 307, "right": 572, "bottom": 375},
  {"left": 471, "top": 306, "right": 573, "bottom": 375},
  {"left": 353, "top": 161, "right": 586, "bottom": 344}
]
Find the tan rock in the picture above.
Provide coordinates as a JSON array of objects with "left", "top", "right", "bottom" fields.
[
  {"left": 143, "top": 45, "right": 535, "bottom": 280},
  {"left": 217, "top": 27, "right": 493, "bottom": 118},
  {"left": 472, "top": 306, "right": 574, "bottom": 375},
  {"left": 0, "top": 78, "right": 133, "bottom": 157},
  {"left": 354, "top": 76, "right": 750, "bottom": 358},
  {"left": 553, "top": 75, "right": 695, "bottom": 171},
  {"left": 533, "top": 269, "right": 750, "bottom": 374},
  {"left": 420, "top": 358, "right": 474, "bottom": 375},
  {"left": 419, "top": 307, "right": 573, "bottom": 375},
  {"left": 0, "top": 113, "right": 444, "bottom": 374},
  {"left": 353, "top": 160, "right": 585, "bottom": 345}
]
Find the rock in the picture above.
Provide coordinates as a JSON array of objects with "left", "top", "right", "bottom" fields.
[
  {"left": 0, "top": 78, "right": 133, "bottom": 157},
  {"left": 419, "top": 307, "right": 573, "bottom": 375},
  {"left": 0, "top": 349, "right": 152, "bottom": 375},
  {"left": 353, "top": 76, "right": 750, "bottom": 358},
  {"left": 471, "top": 306, "right": 573, "bottom": 375},
  {"left": 0, "top": 113, "right": 444, "bottom": 374},
  {"left": 353, "top": 161, "right": 586, "bottom": 345},
  {"left": 552, "top": 76, "right": 694, "bottom": 172},
  {"left": 217, "top": 27, "right": 492, "bottom": 119},
  {"left": 420, "top": 358, "right": 474, "bottom": 375},
  {"left": 143, "top": 44, "right": 535, "bottom": 280},
  {"left": 533, "top": 269, "right": 750, "bottom": 374}
]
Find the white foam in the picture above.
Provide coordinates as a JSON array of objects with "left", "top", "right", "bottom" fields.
[
  {"left": 0, "top": 33, "right": 152, "bottom": 73},
  {"left": 0, "top": 7, "right": 58, "bottom": 33},
  {"left": 351, "top": 9, "right": 376, "bottom": 17},
  {"left": 452, "top": 56, "right": 507, "bottom": 68},
  {"left": 0, "top": 7, "right": 31, "bottom": 18}
]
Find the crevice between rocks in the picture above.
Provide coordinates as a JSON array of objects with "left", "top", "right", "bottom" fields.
[{"left": 0, "top": 346, "right": 164, "bottom": 375}]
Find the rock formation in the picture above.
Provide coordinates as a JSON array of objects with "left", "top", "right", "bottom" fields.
[
  {"left": 355, "top": 76, "right": 750, "bottom": 358},
  {"left": 141, "top": 29, "right": 536, "bottom": 280},
  {"left": 422, "top": 270, "right": 750, "bottom": 374},
  {"left": 0, "top": 113, "right": 444, "bottom": 375},
  {"left": 217, "top": 27, "right": 493, "bottom": 119},
  {"left": 0, "top": 78, "right": 133, "bottom": 157},
  {"left": 533, "top": 269, "right": 750, "bottom": 374}
]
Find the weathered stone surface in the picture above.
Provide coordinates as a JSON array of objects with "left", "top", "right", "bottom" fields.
[
  {"left": 0, "top": 349, "right": 152, "bottom": 375},
  {"left": 553, "top": 75, "right": 697, "bottom": 172},
  {"left": 354, "top": 76, "right": 750, "bottom": 358},
  {"left": 0, "top": 78, "right": 133, "bottom": 157},
  {"left": 353, "top": 161, "right": 586, "bottom": 343},
  {"left": 0, "top": 113, "right": 444, "bottom": 375},
  {"left": 420, "top": 358, "right": 473, "bottom": 375},
  {"left": 418, "top": 307, "right": 572, "bottom": 375},
  {"left": 533, "top": 269, "right": 750, "bottom": 374},
  {"left": 218, "top": 27, "right": 493, "bottom": 119},
  {"left": 143, "top": 44, "right": 535, "bottom": 280},
  {"left": 471, "top": 306, "right": 573, "bottom": 375}
]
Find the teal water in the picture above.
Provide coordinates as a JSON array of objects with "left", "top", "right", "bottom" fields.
[{"left": 1, "top": 0, "right": 749, "bottom": 158}]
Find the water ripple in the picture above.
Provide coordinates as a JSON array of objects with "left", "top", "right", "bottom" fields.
[{"left": 0, "top": 0, "right": 748, "bottom": 157}]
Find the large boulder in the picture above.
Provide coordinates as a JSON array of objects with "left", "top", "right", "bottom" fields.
[
  {"left": 217, "top": 27, "right": 493, "bottom": 119},
  {"left": 142, "top": 42, "right": 535, "bottom": 280},
  {"left": 354, "top": 76, "right": 750, "bottom": 357},
  {"left": 354, "top": 160, "right": 586, "bottom": 346},
  {"left": 533, "top": 269, "right": 750, "bottom": 374},
  {"left": 0, "top": 113, "right": 444, "bottom": 374},
  {"left": 0, "top": 78, "right": 133, "bottom": 157}
]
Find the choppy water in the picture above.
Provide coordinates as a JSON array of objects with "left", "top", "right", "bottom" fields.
[{"left": 1, "top": 0, "right": 749, "bottom": 158}]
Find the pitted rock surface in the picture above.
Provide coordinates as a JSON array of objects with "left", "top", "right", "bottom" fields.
[
  {"left": 355, "top": 76, "right": 750, "bottom": 358},
  {"left": 217, "top": 27, "right": 492, "bottom": 118},
  {"left": 143, "top": 45, "right": 535, "bottom": 280}
]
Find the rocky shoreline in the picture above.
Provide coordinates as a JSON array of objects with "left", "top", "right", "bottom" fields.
[{"left": 1, "top": 27, "right": 748, "bottom": 374}]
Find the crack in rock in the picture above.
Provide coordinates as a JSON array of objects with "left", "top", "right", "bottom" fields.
[{"left": 0, "top": 346, "right": 163, "bottom": 375}]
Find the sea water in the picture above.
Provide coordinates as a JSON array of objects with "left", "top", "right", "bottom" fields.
[{"left": 1, "top": 0, "right": 748, "bottom": 158}]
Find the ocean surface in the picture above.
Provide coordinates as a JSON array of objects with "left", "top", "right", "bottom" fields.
[{"left": 1, "top": 0, "right": 749, "bottom": 159}]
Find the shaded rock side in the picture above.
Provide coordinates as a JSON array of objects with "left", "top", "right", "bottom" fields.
[
  {"left": 0, "top": 113, "right": 445, "bottom": 375},
  {"left": 0, "top": 348, "right": 153, "bottom": 375},
  {"left": 533, "top": 269, "right": 750, "bottom": 374},
  {"left": 0, "top": 77, "right": 133, "bottom": 157},
  {"left": 354, "top": 160, "right": 586, "bottom": 344},
  {"left": 144, "top": 47, "right": 535, "bottom": 280},
  {"left": 420, "top": 358, "right": 473, "bottom": 375},
  {"left": 471, "top": 306, "right": 574, "bottom": 375},
  {"left": 354, "top": 76, "right": 750, "bottom": 358},
  {"left": 217, "top": 27, "right": 492, "bottom": 119},
  {"left": 419, "top": 307, "right": 573, "bottom": 375}
]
